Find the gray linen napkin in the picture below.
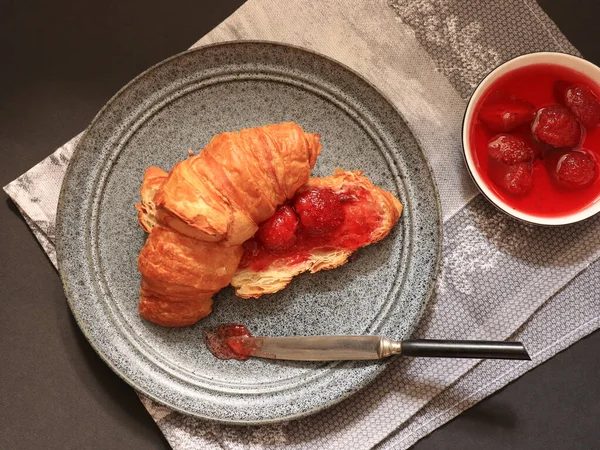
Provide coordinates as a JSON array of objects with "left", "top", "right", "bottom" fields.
[{"left": 5, "top": 1, "right": 600, "bottom": 449}]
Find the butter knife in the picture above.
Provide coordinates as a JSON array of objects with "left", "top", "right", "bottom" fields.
[{"left": 242, "top": 336, "right": 530, "bottom": 361}]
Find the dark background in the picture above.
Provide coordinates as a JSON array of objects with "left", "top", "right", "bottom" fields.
[{"left": 1, "top": 1, "right": 599, "bottom": 449}]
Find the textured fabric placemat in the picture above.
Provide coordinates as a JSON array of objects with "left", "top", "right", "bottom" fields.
[{"left": 4, "top": 1, "right": 600, "bottom": 449}]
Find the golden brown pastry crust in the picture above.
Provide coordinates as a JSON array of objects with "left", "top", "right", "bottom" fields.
[
  {"left": 135, "top": 122, "right": 321, "bottom": 327},
  {"left": 136, "top": 166, "right": 167, "bottom": 233},
  {"left": 137, "top": 226, "right": 242, "bottom": 326},
  {"left": 153, "top": 123, "right": 320, "bottom": 246},
  {"left": 231, "top": 170, "right": 402, "bottom": 299}
]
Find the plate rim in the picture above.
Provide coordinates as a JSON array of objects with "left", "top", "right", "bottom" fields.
[{"left": 56, "top": 40, "right": 443, "bottom": 424}]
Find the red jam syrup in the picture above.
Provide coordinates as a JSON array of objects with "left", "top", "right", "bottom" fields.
[
  {"left": 204, "top": 323, "right": 257, "bottom": 360},
  {"left": 238, "top": 185, "right": 385, "bottom": 272},
  {"left": 469, "top": 63, "right": 600, "bottom": 217}
]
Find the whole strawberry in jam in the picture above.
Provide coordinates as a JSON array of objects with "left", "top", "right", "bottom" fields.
[
  {"left": 487, "top": 134, "right": 535, "bottom": 165},
  {"left": 255, "top": 205, "right": 299, "bottom": 252},
  {"left": 531, "top": 104, "right": 582, "bottom": 148},
  {"left": 555, "top": 81, "right": 600, "bottom": 129},
  {"left": 554, "top": 150, "right": 596, "bottom": 188},
  {"left": 293, "top": 187, "right": 345, "bottom": 236},
  {"left": 503, "top": 163, "right": 533, "bottom": 195},
  {"left": 479, "top": 96, "right": 535, "bottom": 133}
]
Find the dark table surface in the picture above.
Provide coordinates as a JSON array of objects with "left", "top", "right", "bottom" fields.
[{"left": 1, "top": 1, "right": 599, "bottom": 449}]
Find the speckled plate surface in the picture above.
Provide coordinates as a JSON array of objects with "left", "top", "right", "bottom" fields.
[{"left": 56, "top": 42, "right": 441, "bottom": 424}]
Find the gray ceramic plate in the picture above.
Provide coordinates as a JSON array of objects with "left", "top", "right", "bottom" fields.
[{"left": 56, "top": 41, "right": 441, "bottom": 424}]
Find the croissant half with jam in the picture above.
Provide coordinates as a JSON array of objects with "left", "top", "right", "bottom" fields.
[
  {"left": 136, "top": 123, "right": 402, "bottom": 327},
  {"left": 232, "top": 170, "right": 402, "bottom": 298}
]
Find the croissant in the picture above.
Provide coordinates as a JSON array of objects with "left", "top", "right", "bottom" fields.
[
  {"left": 136, "top": 123, "right": 321, "bottom": 327},
  {"left": 231, "top": 170, "right": 402, "bottom": 298}
]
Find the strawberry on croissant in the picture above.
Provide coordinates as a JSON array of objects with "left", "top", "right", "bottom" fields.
[{"left": 136, "top": 123, "right": 321, "bottom": 327}]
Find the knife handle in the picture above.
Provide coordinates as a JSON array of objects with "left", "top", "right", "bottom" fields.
[{"left": 401, "top": 339, "right": 531, "bottom": 360}]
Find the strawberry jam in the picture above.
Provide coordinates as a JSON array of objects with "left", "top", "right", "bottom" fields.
[
  {"left": 294, "top": 188, "right": 345, "bottom": 235},
  {"left": 204, "top": 323, "right": 257, "bottom": 360},
  {"left": 469, "top": 63, "right": 600, "bottom": 217},
  {"left": 239, "top": 185, "right": 384, "bottom": 272},
  {"left": 255, "top": 205, "right": 299, "bottom": 252}
]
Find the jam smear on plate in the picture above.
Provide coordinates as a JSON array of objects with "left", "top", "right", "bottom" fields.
[
  {"left": 204, "top": 323, "right": 257, "bottom": 360},
  {"left": 469, "top": 63, "right": 600, "bottom": 217}
]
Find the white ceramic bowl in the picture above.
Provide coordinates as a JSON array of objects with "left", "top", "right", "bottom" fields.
[{"left": 462, "top": 52, "right": 600, "bottom": 225}]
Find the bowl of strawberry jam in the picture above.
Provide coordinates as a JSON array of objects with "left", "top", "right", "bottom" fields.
[{"left": 463, "top": 52, "right": 600, "bottom": 225}]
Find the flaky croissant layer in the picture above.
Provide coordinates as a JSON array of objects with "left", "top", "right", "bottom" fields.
[{"left": 136, "top": 122, "right": 321, "bottom": 327}]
